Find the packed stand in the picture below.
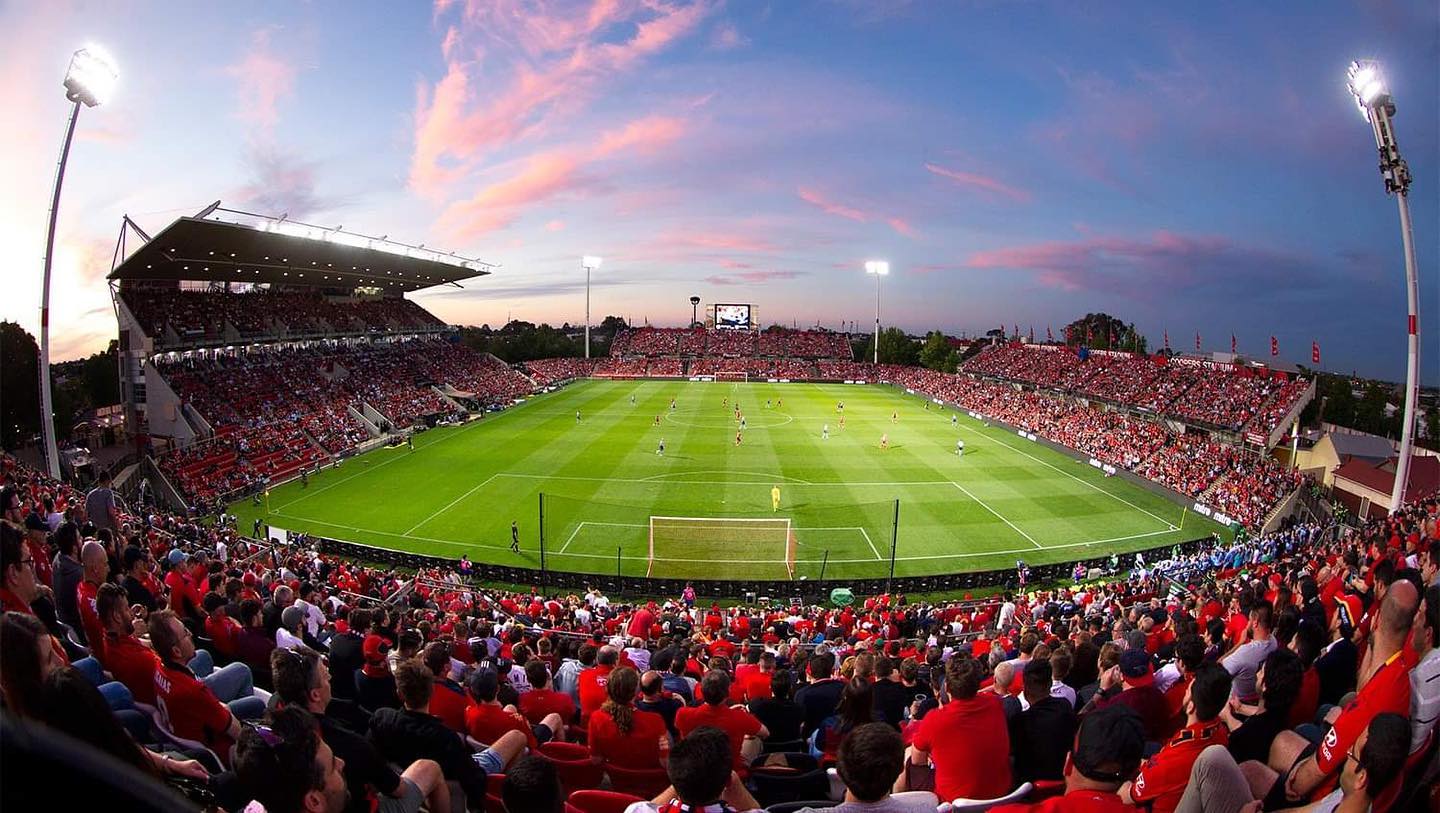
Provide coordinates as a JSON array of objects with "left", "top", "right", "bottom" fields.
[
  {"left": 5, "top": 442, "right": 1439, "bottom": 811},
  {"left": 1250, "top": 377, "right": 1313, "bottom": 438},
  {"left": 525, "top": 358, "right": 598, "bottom": 386},
  {"left": 1171, "top": 370, "right": 1284, "bottom": 431},
  {"left": 121, "top": 288, "right": 448, "bottom": 349}
]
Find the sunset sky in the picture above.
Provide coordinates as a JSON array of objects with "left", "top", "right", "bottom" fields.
[{"left": 1, "top": 0, "right": 1435, "bottom": 379}]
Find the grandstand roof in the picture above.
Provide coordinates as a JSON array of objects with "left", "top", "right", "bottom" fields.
[
  {"left": 1334, "top": 454, "right": 1440, "bottom": 499},
  {"left": 108, "top": 208, "right": 492, "bottom": 292}
]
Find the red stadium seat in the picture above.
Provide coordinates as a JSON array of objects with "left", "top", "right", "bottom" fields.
[{"left": 565, "top": 790, "right": 646, "bottom": 813}]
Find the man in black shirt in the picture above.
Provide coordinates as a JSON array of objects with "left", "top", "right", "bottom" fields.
[
  {"left": 749, "top": 670, "right": 806, "bottom": 743},
  {"left": 327, "top": 608, "right": 369, "bottom": 702},
  {"left": 637, "top": 670, "right": 685, "bottom": 737},
  {"left": 368, "top": 660, "right": 526, "bottom": 804},
  {"left": 1009, "top": 659, "right": 1077, "bottom": 783},
  {"left": 795, "top": 650, "right": 845, "bottom": 737},
  {"left": 871, "top": 658, "right": 911, "bottom": 728},
  {"left": 120, "top": 545, "right": 159, "bottom": 613},
  {"left": 270, "top": 647, "right": 450, "bottom": 813}
]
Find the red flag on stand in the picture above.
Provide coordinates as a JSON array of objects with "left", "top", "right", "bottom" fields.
[
  {"left": 1163, "top": 330, "right": 1170, "bottom": 351},
  {"left": 1311, "top": 341, "right": 1321, "bottom": 365},
  {"left": 1270, "top": 336, "right": 1279, "bottom": 357},
  {"left": 1231, "top": 334, "right": 1237, "bottom": 354},
  {"left": 1047, "top": 326, "right": 1054, "bottom": 342},
  {"left": 1028, "top": 325, "right": 1034, "bottom": 342},
  {"left": 1195, "top": 332, "right": 1201, "bottom": 351}
]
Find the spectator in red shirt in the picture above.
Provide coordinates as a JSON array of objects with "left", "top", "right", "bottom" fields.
[
  {"left": 203, "top": 592, "right": 242, "bottom": 658},
  {"left": 465, "top": 667, "right": 563, "bottom": 749},
  {"left": 675, "top": 670, "right": 768, "bottom": 773},
  {"left": 423, "top": 641, "right": 471, "bottom": 733},
  {"left": 904, "top": 655, "right": 1012, "bottom": 802},
  {"left": 75, "top": 541, "right": 109, "bottom": 664},
  {"left": 519, "top": 659, "right": 576, "bottom": 728},
  {"left": 1121, "top": 662, "right": 1232, "bottom": 813},
  {"left": 164, "top": 552, "right": 203, "bottom": 621},
  {"left": 95, "top": 582, "right": 160, "bottom": 704},
  {"left": 578, "top": 644, "right": 617, "bottom": 723},
  {"left": 588, "top": 666, "right": 669, "bottom": 770},
  {"left": 1160, "top": 635, "right": 1205, "bottom": 738},
  {"left": 149, "top": 609, "right": 267, "bottom": 765},
  {"left": 991, "top": 704, "right": 1146, "bottom": 813},
  {"left": 740, "top": 651, "right": 776, "bottom": 702},
  {"left": 1259, "top": 580, "right": 1418, "bottom": 806}
]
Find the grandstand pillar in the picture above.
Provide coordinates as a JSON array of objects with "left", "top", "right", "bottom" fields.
[{"left": 38, "top": 99, "right": 82, "bottom": 479}]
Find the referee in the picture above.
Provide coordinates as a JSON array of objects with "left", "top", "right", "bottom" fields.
[{"left": 510, "top": 520, "right": 520, "bottom": 553}]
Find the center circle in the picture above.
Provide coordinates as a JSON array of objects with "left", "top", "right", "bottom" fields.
[{"left": 663, "top": 409, "right": 795, "bottom": 430}]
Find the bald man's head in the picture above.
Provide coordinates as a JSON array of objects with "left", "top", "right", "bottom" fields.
[
  {"left": 1379, "top": 581, "right": 1419, "bottom": 639},
  {"left": 80, "top": 540, "right": 108, "bottom": 582}
]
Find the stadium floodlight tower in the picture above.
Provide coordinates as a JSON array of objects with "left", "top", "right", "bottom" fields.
[
  {"left": 582, "top": 255, "right": 602, "bottom": 358},
  {"left": 37, "top": 45, "right": 119, "bottom": 479},
  {"left": 1347, "top": 60, "right": 1422, "bottom": 513},
  {"left": 865, "top": 260, "right": 889, "bottom": 364},
  {"left": 690, "top": 295, "right": 701, "bottom": 328}
]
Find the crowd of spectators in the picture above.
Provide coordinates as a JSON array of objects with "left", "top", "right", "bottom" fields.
[
  {"left": 963, "top": 344, "right": 1309, "bottom": 434},
  {"left": 609, "top": 328, "right": 853, "bottom": 361},
  {"left": 158, "top": 425, "right": 331, "bottom": 508},
  {"left": 3, "top": 446, "right": 1437, "bottom": 812},
  {"left": 525, "top": 358, "right": 598, "bottom": 386},
  {"left": 122, "top": 288, "right": 446, "bottom": 349}
]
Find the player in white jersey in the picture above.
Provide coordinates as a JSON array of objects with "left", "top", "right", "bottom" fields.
[
  {"left": 657, "top": 438, "right": 665, "bottom": 456},
  {"left": 822, "top": 424, "right": 829, "bottom": 440},
  {"left": 956, "top": 439, "right": 965, "bottom": 457}
]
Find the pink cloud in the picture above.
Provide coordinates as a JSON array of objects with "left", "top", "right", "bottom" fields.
[
  {"left": 412, "top": 0, "right": 715, "bottom": 196},
  {"left": 719, "top": 260, "right": 754, "bottom": 269},
  {"left": 545, "top": 219, "right": 566, "bottom": 232},
  {"left": 797, "top": 187, "right": 867, "bottom": 222},
  {"left": 225, "top": 28, "right": 297, "bottom": 134},
  {"left": 797, "top": 187, "right": 917, "bottom": 238},
  {"left": 705, "top": 270, "right": 804, "bottom": 285},
  {"left": 594, "top": 116, "right": 687, "bottom": 156},
  {"left": 439, "top": 151, "right": 587, "bottom": 239},
  {"left": 710, "top": 22, "right": 749, "bottom": 50},
  {"left": 886, "top": 217, "right": 918, "bottom": 238},
  {"left": 963, "top": 230, "right": 1323, "bottom": 299},
  {"left": 924, "top": 162, "right": 1031, "bottom": 203}
]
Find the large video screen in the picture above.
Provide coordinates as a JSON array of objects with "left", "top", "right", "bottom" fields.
[{"left": 714, "top": 304, "right": 752, "bottom": 330}]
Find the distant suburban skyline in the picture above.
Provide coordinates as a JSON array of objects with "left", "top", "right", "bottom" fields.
[{"left": 1, "top": 0, "right": 1435, "bottom": 379}]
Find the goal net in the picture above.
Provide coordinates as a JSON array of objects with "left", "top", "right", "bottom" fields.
[
  {"left": 648, "top": 516, "right": 796, "bottom": 580},
  {"left": 715, "top": 371, "right": 748, "bottom": 382}
]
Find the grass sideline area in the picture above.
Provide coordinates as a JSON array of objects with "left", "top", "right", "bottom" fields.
[{"left": 232, "top": 379, "right": 1225, "bottom": 582}]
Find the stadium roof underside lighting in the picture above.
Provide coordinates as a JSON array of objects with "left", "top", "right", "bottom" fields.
[{"left": 108, "top": 206, "right": 494, "bottom": 292}]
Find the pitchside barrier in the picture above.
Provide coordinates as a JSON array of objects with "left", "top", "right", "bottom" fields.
[{"left": 309, "top": 529, "right": 1217, "bottom": 601}]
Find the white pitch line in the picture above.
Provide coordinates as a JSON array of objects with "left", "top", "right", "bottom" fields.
[
  {"left": 558, "top": 522, "right": 586, "bottom": 554},
  {"left": 403, "top": 473, "right": 500, "bottom": 535},
  {"left": 859, "top": 527, "right": 883, "bottom": 560},
  {"left": 494, "top": 472, "right": 953, "bottom": 487},
  {"left": 981, "top": 432, "right": 1178, "bottom": 529},
  {"left": 950, "top": 481, "right": 1043, "bottom": 549},
  {"left": 272, "top": 511, "right": 1179, "bottom": 563}
]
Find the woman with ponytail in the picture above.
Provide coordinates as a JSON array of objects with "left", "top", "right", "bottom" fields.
[{"left": 587, "top": 666, "right": 670, "bottom": 769}]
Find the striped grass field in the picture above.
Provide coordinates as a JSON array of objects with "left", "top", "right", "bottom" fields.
[{"left": 232, "top": 379, "right": 1223, "bottom": 582}]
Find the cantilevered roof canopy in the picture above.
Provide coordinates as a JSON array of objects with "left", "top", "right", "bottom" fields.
[{"left": 108, "top": 205, "right": 494, "bottom": 293}]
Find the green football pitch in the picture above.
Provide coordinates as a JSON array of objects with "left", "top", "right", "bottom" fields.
[{"left": 232, "top": 379, "right": 1223, "bottom": 582}]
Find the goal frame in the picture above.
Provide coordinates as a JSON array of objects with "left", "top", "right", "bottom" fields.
[
  {"left": 647, "top": 515, "right": 796, "bottom": 580},
  {"left": 714, "top": 371, "right": 749, "bottom": 382}
]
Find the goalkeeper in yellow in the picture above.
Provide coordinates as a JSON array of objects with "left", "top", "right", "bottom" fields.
[{"left": 771, "top": 484, "right": 781, "bottom": 512}]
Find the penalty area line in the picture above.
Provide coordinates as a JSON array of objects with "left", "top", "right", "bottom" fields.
[{"left": 950, "top": 481, "right": 1043, "bottom": 549}]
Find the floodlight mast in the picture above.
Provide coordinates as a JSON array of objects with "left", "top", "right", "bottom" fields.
[
  {"left": 582, "top": 256, "right": 602, "bottom": 358},
  {"left": 865, "top": 261, "right": 889, "bottom": 364},
  {"left": 1347, "top": 60, "right": 1421, "bottom": 513},
  {"left": 38, "top": 46, "right": 119, "bottom": 479}
]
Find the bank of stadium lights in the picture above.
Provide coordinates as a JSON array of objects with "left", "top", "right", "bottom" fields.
[
  {"left": 37, "top": 45, "right": 120, "bottom": 478},
  {"left": 1346, "top": 59, "right": 1422, "bottom": 514},
  {"left": 582, "top": 256, "right": 603, "bottom": 359},
  {"left": 251, "top": 218, "right": 484, "bottom": 271},
  {"left": 864, "top": 260, "right": 889, "bottom": 365}
]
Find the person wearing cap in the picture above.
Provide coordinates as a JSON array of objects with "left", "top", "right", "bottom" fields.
[
  {"left": 22, "top": 512, "right": 55, "bottom": 589},
  {"left": 1082, "top": 647, "right": 1169, "bottom": 743},
  {"left": 163, "top": 549, "right": 203, "bottom": 621},
  {"left": 1120, "top": 662, "right": 1232, "bottom": 813},
  {"left": 278, "top": 605, "right": 309, "bottom": 651},
  {"left": 203, "top": 592, "right": 242, "bottom": 658},
  {"left": 328, "top": 607, "right": 370, "bottom": 703},
  {"left": 990, "top": 705, "right": 1146, "bottom": 813},
  {"left": 356, "top": 631, "right": 400, "bottom": 712}
]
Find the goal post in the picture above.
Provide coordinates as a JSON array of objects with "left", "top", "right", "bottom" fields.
[{"left": 648, "top": 516, "right": 794, "bottom": 579}]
